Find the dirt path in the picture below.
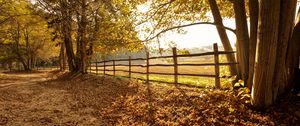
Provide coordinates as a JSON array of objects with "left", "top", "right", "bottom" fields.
[
  {"left": 0, "top": 71, "right": 143, "bottom": 125},
  {"left": 0, "top": 71, "right": 50, "bottom": 88},
  {"left": 0, "top": 71, "right": 82, "bottom": 125}
]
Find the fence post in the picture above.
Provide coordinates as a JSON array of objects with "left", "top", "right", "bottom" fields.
[
  {"left": 146, "top": 52, "right": 150, "bottom": 83},
  {"left": 104, "top": 59, "right": 106, "bottom": 75},
  {"left": 213, "top": 43, "right": 220, "bottom": 89},
  {"left": 96, "top": 59, "right": 98, "bottom": 74},
  {"left": 129, "top": 56, "right": 131, "bottom": 79},
  {"left": 172, "top": 47, "right": 178, "bottom": 85},
  {"left": 113, "top": 59, "right": 115, "bottom": 76}
]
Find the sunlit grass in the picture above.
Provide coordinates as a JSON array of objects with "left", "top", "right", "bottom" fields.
[
  {"left": 90, "top": 55, "right": 236, "bottom": 88},
  {"left": 91, "top": 71, "right": 217, "bottom": 88}
]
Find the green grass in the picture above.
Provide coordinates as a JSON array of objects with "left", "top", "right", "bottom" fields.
[
  {"left": 89, "top": 55, "right": 236, "bottom": 88},
  {"left": 91, "top": 71, "right": 216, "bottom": 87}
]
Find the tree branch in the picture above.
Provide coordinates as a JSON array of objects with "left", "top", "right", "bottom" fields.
[
  {"left": 135, "top": 0, "right": 175, "bottom": 26},
  {"left": 143, "top": 2, "right": 173, "bottom": 41},
  {"left": 142, "top": 22, "right": 236, "bottom": 42},
  {"left": 0, "top": 14, "right": 38, "bottom": 25}
]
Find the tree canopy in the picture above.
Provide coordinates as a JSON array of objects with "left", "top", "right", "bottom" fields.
[{"left": 0, "top": 0, "right": 58, "bottom": 70}]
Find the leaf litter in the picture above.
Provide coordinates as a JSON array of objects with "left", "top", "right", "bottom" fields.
[{"left": 0, "top": 70, "right": 299, "bottom": 125}]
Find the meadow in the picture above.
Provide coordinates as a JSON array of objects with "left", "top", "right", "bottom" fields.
[{"left": 89, "top": 55, "right": 235, "bottom": 88}]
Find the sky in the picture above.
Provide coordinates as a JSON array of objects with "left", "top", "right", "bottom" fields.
[
  {"left": 136, "top": 4, "right": 236, "bottom": 49},
  {"left": 155, "top": 19, "right": 237, "bottom": 49},
  {"left": 140, "top": 3, "right": 300, "bottom": 49}
]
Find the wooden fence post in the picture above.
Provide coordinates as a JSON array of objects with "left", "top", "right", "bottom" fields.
[
  {"left": 113, "top": 59, "right": 115, "bottom": 76},
  {"left": 96, "top": 59, "right": 98, "bottom": 74},
  {"left": 146, "top": 52, "right": 150, "bottom": 83},
  {"left": 129, "top": 56, "right": 131, "bottom": 78},
  {"left": 104, "top": 59, "right": 106, "bottom": 75},
  {"left": 172, "top": 47, "right": 178, "bottom": 85},
  {"left": 213, "top": 43, "right": 220, "bottom": 89}
]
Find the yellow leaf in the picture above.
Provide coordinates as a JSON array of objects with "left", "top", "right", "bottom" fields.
[
  {"left": 238, "top": 80, "right": 244, "bottom": 84},
  {"left": 228, "top": 107, "right": 235, "bottom": 113},
  {"left": 234, "top": 83, "right": 240, "bottom": 87},
  {"left": 244, "top": 88, "right": 250, "bottom": 93}
]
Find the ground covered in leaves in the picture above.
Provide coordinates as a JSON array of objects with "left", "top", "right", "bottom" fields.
[{"left": 0, "top": 70, "right": 299, "bottom": 125}]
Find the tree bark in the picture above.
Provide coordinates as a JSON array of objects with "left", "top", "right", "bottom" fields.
[
  {"left": 60, "top": 0, "right": 77, "bottom": 72},
  {"left": 80, "top": 0, "right": 88, "bottom": 74},
  {"left": 14, "top": 23, "right": 28, "bottom": 71},
  {"left": 250, "top": 0, "right": 299, "bottom": 109},
  {"left": 24, "top": 28, "right": 31, "bottom": 70},
  {"left": 75, "top": 0, "right": 88, "bottom": 74},
  {"left": 31, "top": 55, "right": 35, "bottom": 69},
  {"left": 272, "top": 0, "right": 297, "bottom": 100},
  {"left": 59, "top": 42, "right": 66, "bottom": 71},
  {"left": 208, "top": 0, "right": 238, "bottom": 76},
  {"left": 251, "top": 0, "right": 281, "bottom": 109},
  {"left": 233, "top": 0, "right": 250, "bottom": 85},
  {"left": 247, "top": 0, "right": 259, "bottom": 90},
  {"left": 286, "top": 7, "right": 300, "bottom": 91}
]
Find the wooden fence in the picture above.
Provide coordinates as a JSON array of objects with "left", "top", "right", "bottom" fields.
[{"left": 88, "top": 43, "right": 238, "bottom": 88}]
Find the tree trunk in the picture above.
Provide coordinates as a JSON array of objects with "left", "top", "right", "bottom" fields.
[
  {"left": 247, "top": 0, "right": 259, "bottom": 90},
  {"left": 286, "top": 7, "right": 300, "bottom": 91},
  {"left": 8, "top": 62, "right": 12, "bottom": 71},
  {"left": 24, "top": 28, "right": 31, "bottom": 70},
  {"left": 76, "top": 0, "right": 88, "bottom": 74},
  {"left": 251, "top": 0, "right": 281, "bottom": 109},
  {"left": 60, "top": 0, "right": 77, "bottom": 72},
  {"left": 272, "top": 0, "right": 297, "bottom": 99},
  {"left": 14, "top": 23, "right": 28, "bottom": 71},
  {"left": 251, "top": 0, "right": 297, "bottom": 109},
  {"left": 31, "top": 55, "right": 35, "bottom": 69},
  {"left": 63, "top": 48, "right": 67, "bottom": 70},
  {"left": 59, "top": 42, "right": 66, "bottom": 71},
  {"left": 207, "top": 0, "right": 238, "bottom": 76},
  {"left": 233, "top": 0, "right": 250, "bottom": 85}
]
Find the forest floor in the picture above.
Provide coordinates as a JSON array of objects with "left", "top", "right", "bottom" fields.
[{"left": 0, "top": 70, "right": 299, "bottom": 125}]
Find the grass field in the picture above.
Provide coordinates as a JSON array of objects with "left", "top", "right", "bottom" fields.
[{"left": 89, "top": 56, "right": 236, "bottom": 88}]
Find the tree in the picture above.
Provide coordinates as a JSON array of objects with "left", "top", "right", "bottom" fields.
[
  {"left": 36, "top": 0, "right": 144, "bottom": 73},
  {"left": 286, "top": 8, "right": 300, "bottom": 91},
  {"left": 208, "top": 0, "right": 238, "bottom": 76},
  {"left": 247, "top": 0, "right": 259, "bottom": 90},
  {"left": 251, "top": 0, "right": 298, "bottom": 109},
  {"left": 0, "top": 0, "right": 58, "bottom": 70},
  {"left": 232, "top": 0, "right": 249, "bottom": 84}
]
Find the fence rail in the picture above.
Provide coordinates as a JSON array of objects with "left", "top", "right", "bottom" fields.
[{"left": 89, "top": 43, "right": 237, "bottom": 88}]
